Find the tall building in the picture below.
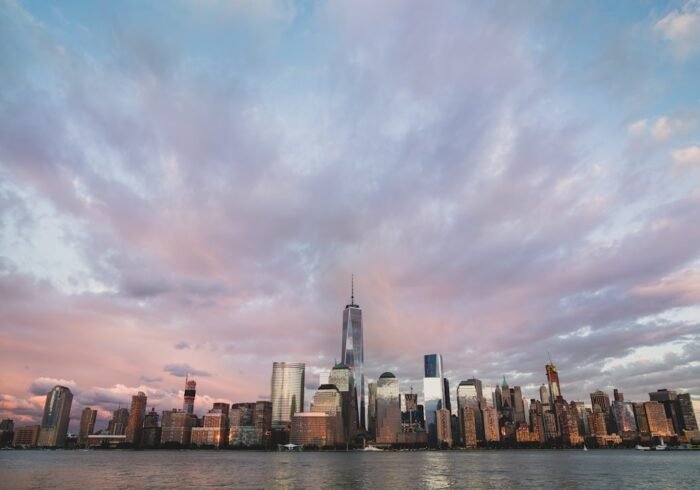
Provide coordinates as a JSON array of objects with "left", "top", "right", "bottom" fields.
[
  {"left": 649, "top": 389, "right": 682, "bottom": 435},
  {"left": 271, "top": 362, "right": 305, "bottom": 428},
  {"left": 612, "top": 400, "right": 637, "bottom": 433},
  {"left": 482, "top": 406, "right": 500, "bottom": 443},
  {"left": 512, "top": 386, "right": 526, "bottom": 424},
  {"left": 191, "top": 407, "right": 227, "bottom": 447},
  {"left": 436, "top": 408, "right": 452, "bottom": 448},
  {"left": 126, "top": 392, "right": 148, "bottom": 446},
  {"left": 161, "top": 409, "right": 195, "bottom": 446},
  {"left": 677, "top": 393, "right": 698, "bottom": 432},
  {"left": 375, "top": 372, "right": 401, "bottom": 444},
  {"left": 539, "top": 385, "right": 549, "bottom": 404},
  {"left": 290, "top": 413, "right": 337, "bottom": 447},
  {"left": 108, "top": 407, "right": 130, "bottom": 435},
  {"left": 142, "top": 408, "right": 161, "bottom": 448},
  {"left": 78, "top": 407, "right": 97, "bottom": 446},
  {"left": 367, "top": 382, "right": 377, "bottom": 437},
  {"left": 13, "top": 425, "right": 40, "bottom": 447},
  {"left": 341, "top": 279, "right": 365, "bottom": 430},
  {"left": 309, "top": 384, "right": 344, "bottom": 445},
  {"left": 457, "top": 379, "right": 484, "bottom": 444},
  {"left": 329, "top": 363, "right": 358, "bottom": 441},
  {"left": 37, "top": 385, "right": 73, "bottom": 448},
  {"left": 644, "top": 401, "right": 672, "bottom": 436},
  {"left": 183, "top": 377, "right": 196, "bottom": 415},
  {"left": 633, "top": 402, "right": 650, "bottom": 433},
  {"left": 545, "top": 364, "right": 561, "bottom": 407},
  {"left": 254, "top": 401, "right": 272, "bottom": 447},
  {"left": 590, "top": 390, "right": 611, "bottom": 413},
  {"left": 460, "top": 407, "right": 478, "bottom": 448},
  {"left": 423, "top": 353, "right": 447, "bottom": 446}
]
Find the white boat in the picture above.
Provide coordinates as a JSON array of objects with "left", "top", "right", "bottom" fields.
[
  {"left": 654, "top": 439, "right": 667, "bottom": 451},
  {"left": 635, "top": 444, "right": 650, "bottom": 451},
  {"left": 363, "top": 445, "right": 384, "bottom": 451},
  {"left": 583, "top": 444, "right": 588, "bottom": 451}
]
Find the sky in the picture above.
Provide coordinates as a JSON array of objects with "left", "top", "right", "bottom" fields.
[{"left": 1, "top": 0, "right": 700, "bottom": 431}]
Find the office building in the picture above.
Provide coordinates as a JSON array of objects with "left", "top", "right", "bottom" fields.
[
  {"left": 125, "top": 392, "right": 148, "bottom": 446},
  {"left": 649, "top": 389, "right": 682, "bottom": 435},
  {"left": 329, "top": 362, "right": 358, "bottom": 441},
  {"left": 367, "top": 382, "right": 377, "bottom": 436},
  {"left": 545, "top": 364, "right": 561, "bottom": 407},
  {"left": 142, "top": 408, "right": 161, "bottom": 448},
  {"left": 161, "top": 409, "right": 195, "bottom": 446},
  {"left": 644, "top": 401, "right": 672, "bottom": 437},
  {"left": 191, "top": 408, "right": 227, "bottom": 447},
  {"left": 461, "top": 406, "right": 478, "bottom": 448},
  {"left": 677, "top": 393, "right": 698, "bottom": 432},
  {"left": 290, "top": 412, "right": 338, "bottom": 447},
  {"left": 590, "top": 390, "right": 611, "bottom": 413},
  {"left": 436, "top": 408, "right": 452, "bottom": 448},
  {"left": 271, "top": 362, "right": 305, "bottom": 429},
  {"left": 375, "top": 372, "right": 401, "bottom": 444},
  {"left": 37, "top": 385, "right": 73, "bottom": 448},
  {"left": 457, "top": 379, "right": 484, "bottom": 444},
  {"left": 483, "top": 406, "right": 500, "bottom": 443},
  {"left": 612, "top": 400, "right": 637, "bottom": 433},
  {"left": 512, "top": 386, "right": 526, "bottom": 424},
  {"left": 423, "top": 353, "right": 447, "bottom": 446},
  {"left": 310, "top": 384, "right": 344, "bottom": 445},
  {"left": 108, "top": 407, "right": 130, "bottom": 435},
  {"left": 13, "top": 425, "right": 40, "bottom": 447},
  {"left": 341, "top": 279, "right": 365, "bottom": 429},
  {"left": 78, "top": 408, "right": 97, "bottom": 446}
]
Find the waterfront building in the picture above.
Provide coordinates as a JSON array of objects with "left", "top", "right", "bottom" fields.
[
  {"left": 142, "top": 408, "right": 161, "bottom": 448},
  {"left": 677, "top": 393, "right": 698, "bottom": 432},
  {"left": 512, "top": 386, "right": 526, "bottom": 424},
  {"left": 643, "top": 401, "right": 672, "bottom": 436},
  {"left": 460, "top": 406, "right": 478, "bottom": 448},
  {"left": 457, "top": 379, "right": 484, "bottom": 443},
  {"left": 254, "top": 401, "right": 272, "bottom": 446},
  {"left": 632, "top": 402, "right": 650, "bottom": 433},
  {"left": 367, "top": 382, "right": 377, "bottom": 437},
  {"left": 341, "top": 280, "right": 365, "bottom": 430},
  {"left": 375, "top": 372, "right": 401, "bottom": 444},
  {"left": 290, "top": 412, "right": 337, "bottom": 447},
  {"left": 590, "top": 390, "right": 611, "bottom": 413},
  {"left": 37, "top": 385, "right": 73, "bottom": 447},
  {"left": 310, "top": 384, "right": 344, "bottom": 445},
  {"left": 183, "top": 377, "right": 197, "bottom": 415},
  {"left": 107, "top": 407, "right": 130, "bottom": 435},
  {"left": 436, "top": 408, "right": 452, "bottom": 448},
  {"left": 78, "top": 407, "right": 97, "bottom": 446},
  {"left": 543, "top": 411, "right": 558, "bottom": 440},
  {"left": 125, "top": 391, "right": 148, "bottom": 446},
  {"left": 87, "top": 434, "right": 127, "bottom": 448},
  {"left": 590, "top": 407, "right": 607, "bottom": 436},
  {"left": 13, "top": 425, "right": 40, "bottom": 447},
  {"left": 213, "top": 402, "right": 230, "bottom": 418},
  {"left": 0, "top": 419, "right": 13, "bottom": 447},
  {"left": 570, "top": 401, "right": 589, "bottom": 436},
  {"left": 161, "top": 409, "right": 195, "bottom": 446},
  {"left": 554, "top": 397, "right": 582, "bottom": 445},
  {"left": 329, "top": 363, "right": 358, "bottom": 440},
  {"left": 529, "top": 401, "right": 545, "bottom": 443},
  {"left": 612, "top": 400, "right": 637, "bottom": 433},
  {"left": 483, "top": 406, "right": 500, "bottom": 443},
  {"left": 271, "top": 362, "right": 305, "bottom": 429},
  {"left": 649, "top": 389, "right": 682, "bottom": 435},
  {"left": 423, "top": 353, "right": 447, "bottom": 446},
  {"left": 191, "top": 408, "right": 227, "bottom": 447},
  {"left": 229, "top": 401, "right": 270, "bottom": 446}
]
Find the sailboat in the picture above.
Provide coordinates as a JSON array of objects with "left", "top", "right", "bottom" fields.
[
  {"left": 583, "top": 444, "right": 588, "bottom": 451},
  {"left": 654, "top": 438, "right": 667, "bottom": 451}
]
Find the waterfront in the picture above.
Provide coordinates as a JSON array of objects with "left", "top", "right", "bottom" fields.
[{"left": 1, "top": 450, "right": 699, "bottom": 489}]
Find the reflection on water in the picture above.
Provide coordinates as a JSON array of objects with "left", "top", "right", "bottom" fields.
[{"left": 1, "top": 450, "right": 699, "bottom": 489}]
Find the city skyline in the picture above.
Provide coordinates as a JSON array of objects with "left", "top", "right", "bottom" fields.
[{"left": 2, "top": 0, "right": 700, "bottom": 432}]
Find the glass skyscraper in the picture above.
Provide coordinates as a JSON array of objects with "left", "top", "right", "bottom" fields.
[
  {"left": 423, "top": 353, "right": 446, "bottom": 446},
  {"left": 271, "top": 361, "right": 305, "bottom": 429},
  {"left": 341, "top": 281, "right": 364, "bottom": 430},
  {"left": 37, "top": 385, "right": 73, "bottom": 447}
]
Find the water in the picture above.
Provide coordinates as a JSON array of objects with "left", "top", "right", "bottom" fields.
[{"left": 1, "top": 450, "right": 698, "bottom": 489}]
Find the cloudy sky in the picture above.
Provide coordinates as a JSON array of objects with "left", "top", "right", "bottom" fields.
[{"left": 2, "top": 0, "right": 700, "bottom": 430}]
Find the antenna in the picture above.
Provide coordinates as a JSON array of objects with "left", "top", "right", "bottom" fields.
[
  {"left": 351, "top": 274, "right": 354, "bottom": 304},
  {"left": 547, "top": 352, "right": 553, "bottom": 365}
]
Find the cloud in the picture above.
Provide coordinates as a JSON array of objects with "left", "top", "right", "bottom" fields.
[
  {"left": 140, "top": 375, "right": 164, "bottom": 383},
  {"left": 672, "top": 145, "right": 700, "bottom": 166},
  {"left": 28, "top": 377, "right": 79, "bottom": 396},
  {"left": 654, "top": 1, "right": 700, "bottom": 59},
  {"left": 174, "top": 341, "right": 190, "bottom": 350},
  {"left": 163, "top": 364, "right": 211, "bottom": 378}
]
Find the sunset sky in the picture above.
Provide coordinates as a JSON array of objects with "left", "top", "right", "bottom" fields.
[{"left": 2, "top": 0, "right": 700, "bottom": 430}]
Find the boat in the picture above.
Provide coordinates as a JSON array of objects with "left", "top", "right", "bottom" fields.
[
  {"left": 583, "top": 444, "right": 588, "bottom": 451},
  {"left": 654, "top": 438, "right": 667, "bottom": 451},
  {"left": 635, "top": 444, "right": 651, "bottom": 451},
  {"left": 363, "top": 445, "right": 384, "bottom": 451}
]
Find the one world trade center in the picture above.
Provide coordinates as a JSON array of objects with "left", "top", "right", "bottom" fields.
[{"left": 341, "top": 277, "right": 365, "bottom": 430}]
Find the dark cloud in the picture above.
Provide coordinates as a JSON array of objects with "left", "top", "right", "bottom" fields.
[{"left": 163, "top": 364, "right": 211, "bottom": 378}]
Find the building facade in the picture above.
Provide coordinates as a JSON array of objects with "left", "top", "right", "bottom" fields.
[
  {"left": 271, "top": 362, "right": 306, "bottom": 429},
  {"left": 37, "top": 385, "right": 73, "bottom": 448},
  {"left": 78, "top": 407, "right": 97, "bottom": 447},
  {"left": 125, "top": 392, "right": 148, "bottom": 446},
  {"left": 341, "top": 283, "right": 365, "bottom": 430},
  {"left": 375, "top": 372, "right": 401, "bottom": 445}
]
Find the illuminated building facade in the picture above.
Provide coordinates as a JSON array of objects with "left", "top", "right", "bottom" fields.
[
  {"left": 161, "top": 409, "right": 195, "bottom": 446},
  {"left": 271, "top": 362, "right": 305, "bottom": 429},
  {"left": 126, "top": 391, "right": 148, "bottom": 446},
  {"left": 37, "top": 385, "right": 73, "bottom": 448},
  {"left": 424, "top": 353, "right": 447, "bottom": 446},
  {"left": 341, "top": 281, "right": 365, "bottom": 430},
  {"left": 375, "top": 372, "right": 401, "bottom": 444},
  {"left": 78, "top": 407, "right": 97, "bottom": 446},
  {"left": 435, "top": 408, "right": 453, "bottom": 448},
  {"left": 290, "top": 412, "right": 337, "bottom": 447}
]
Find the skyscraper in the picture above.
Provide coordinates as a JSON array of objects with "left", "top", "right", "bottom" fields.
[
  {"left": 126, "top": 391, "right": 148, "bottom": 446},
  {"left": 37, "top": 385, "right": 73, "bottom": 448},
  {"left": 375, "top": 372, "right": 401, "bottom": 444},
  {"left": 649, "top": 389, "right": 682, "bottom": 435},
  {"left": 457, "top": 379, "right": 484, "bottom": 444},
  {"left": 329, "top": 363, "right": 358, "bottom": 441},
  {"left": 590, "top": 390, "right": 611, "bottom": 413},
  {"left": 78, "top": 407, "right": 97, "bottom": 447},
  {"left": 341, "top": 278, "right": 365, "bottom": 430},
  {"left": 423, "top": 353, "right": 446, "bottom": 446},
  {"left": 677, "top": 393, "right": 698, "bottom": 432},
  {"left": 183, "top": 377, "right": 196, "bottom": 414},
  {"left": 271, "top": 361, "right": 305, "bottom": 429}
]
